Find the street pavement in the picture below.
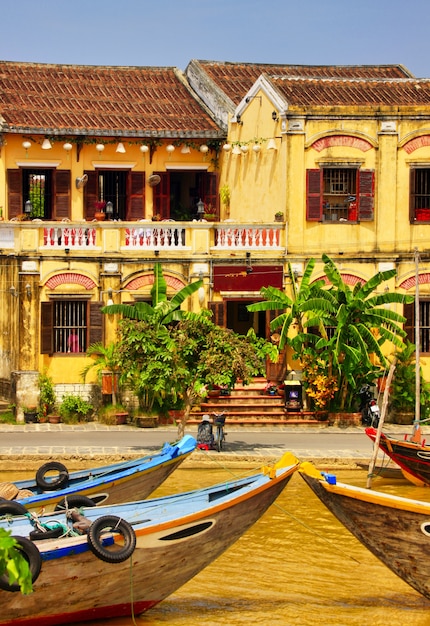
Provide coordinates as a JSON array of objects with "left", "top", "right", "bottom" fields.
[{"left": 0, "top": 421, "right": 423, "bottom": 466}]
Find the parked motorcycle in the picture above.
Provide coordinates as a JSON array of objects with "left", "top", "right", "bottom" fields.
[{"left": 358, "top": 384, "right": 380, "bottom": 427}]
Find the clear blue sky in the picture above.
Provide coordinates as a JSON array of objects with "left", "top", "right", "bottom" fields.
[{"left": 2, "top": 0, "right": 430, "bottom": 77}]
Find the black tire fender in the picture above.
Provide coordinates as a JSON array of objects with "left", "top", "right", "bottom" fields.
[
  {"left": 0, "top": 500, "right": 28, "bottom": 516},
  {"left": 54, "top": 495, "right": 96, "bottom": 511},
  {"left": 29, "top": 525, "right": 65, "bottom": 541},
  {"left": 0, "top": 536, "right": 42, "bottom": 592},
  {"left": 35, "top": 462, "right": 69, "bottom": 491},
  {"left": 87, "top": 515, "right": 136, "bottom": 564}
]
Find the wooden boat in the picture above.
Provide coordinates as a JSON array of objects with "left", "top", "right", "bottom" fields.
[
  {"left": 0, "top": 452, "right": 299, "bottom": 625},
  {"left": 365, "top": 426, "right": 430, "bottom": 486},
  {"left": 299, "top": 461, "right": 430, "bottom": 600},
  {"left": 356, "top": 461, "right": 403, "bottom": 480},
  {"left": 0, "top": 435, "right": 196, "bottom": 513}
]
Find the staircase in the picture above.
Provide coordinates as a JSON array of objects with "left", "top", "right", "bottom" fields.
[{"left": 189, "top": 378, "right": 321, "bottom": 427}]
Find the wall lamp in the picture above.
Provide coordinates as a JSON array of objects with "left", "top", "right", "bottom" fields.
[
  {"left": 24, "top": 200, "right": 33, "bottom": 216},
  {"left": 246, "top": 251, "right": 253, "bottom": 275},
  {"left": 107, "top": 288, "right": 114, "bottom": 306},
  {"left": 105, "top": 201, "right": 114, "bottom": 219},
  {"left": 25, "top": 284, "right": 31, "bottom": 299},
  {"left": 272, "top": 111, "right": 279, "bottom": 122},
  {"left": 235, "top": 114, "right": 242, "bottom": 125},
  {"left": 9, "top": 286, "right": 18, "bottom": 297},
  {"left": 197, "top": 198, "right": 205, "bottom": 220}
]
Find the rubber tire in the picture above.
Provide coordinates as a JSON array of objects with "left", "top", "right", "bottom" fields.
[
  {"left": 54, "top": 495, "right": 96, "bottom": 511},
  {"left": 29, "top": 525, "right": 64, "bottom": 541},
  {"left": 87, "top": 515, "right": 136, "bottom": 564},
  {"left": 0, "top": 536, "right": 42, "bottom": 592},
  {"left": 35, "top": 462, "right": 69, "bottom": 491},
  {"left": 0, "top": 500, "right": 28, "bottom": 516}
]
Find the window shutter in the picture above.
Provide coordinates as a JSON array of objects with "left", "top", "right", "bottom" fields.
[
  {"left": 53, "top": 171, "right": 71, "bottom": 220},
  {"left": 208, "top": 301, "right": 226, "bottom": 327},
  {"left": 89, "top": 302, "right": 104, "bottom": 344},
  {"left": 409, "top": 168, "right": 416, "bottom": 223},
  {"left": 403, "top": 301, "right": 414, "bottom": 343},
  {"left": 127, "top": 171, "right": 145, "bottom": 220},
  {"left": 358, "top": 170, "right": 374, "bottom": 221},
  {"left": 84, "top": 171, "right": 97, "bottom": 220},
  {"left": 306, "top": 169, "right": 322, "bottom": 221},
  {"left": 7, "top": 169, "right": 22, "bottom": 219},
  {"left": 198, "top": 172, "right": 219, "bottom": 215},
  {"left": 41, "top": 302, "right": 54, "bottom": 354},
  {"left": 153, "top": 172, "right": 170, "bottom": 218}
]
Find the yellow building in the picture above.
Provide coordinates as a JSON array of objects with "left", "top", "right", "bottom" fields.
[{"left": 1, "top": 59, "right": 430, "bottom": 414}]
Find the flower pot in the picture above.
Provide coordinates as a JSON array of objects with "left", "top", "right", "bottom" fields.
[
  {"left": 48, "top": 415, "right": 61, "bottom": 424},
  {"left": 94, "top": 211, "right": 106, "bottom": 221},
  {"left": 24, "top": 410, "right": 38, "bottom": 423},
  {"left": 115, "top": 412, "right": 128, "bottom": 425}
]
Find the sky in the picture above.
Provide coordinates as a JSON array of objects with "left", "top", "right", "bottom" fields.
[{"left": 1, "top": 0, "right": 430, "bottom": 77}]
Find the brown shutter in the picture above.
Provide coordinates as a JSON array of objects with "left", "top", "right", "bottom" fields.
[
  {"left": 7, "top": 169, "right": 22, "bottom": 219},
  {"left": 358, "top": 170, "right": 374, "bottom": 221},
  {"left": 53, "top": 171, "right": 71, "bottom": 220},
  {"left": 198, "top": 172, "right": 219, "bottom": 215},
  {"left": 153, "top": 172, "right": 170, "bottom": 218},
  {"left": 41, "top": 302, "right": 54, "bottom": 354},
  {"left": 306, "top": 169, "right": 322, "bottom": 221},
  {"left": 403, "top": 301, "right": 414, "bottom": 343},
  {"left": 84, "top": 171, "right": 97, "bottom": 220},
  {"left": 89, "top": 302, "right": 104, "bottom": 345},
  {"left": 409, "top": 168, "right": 416, "bottom": 223},
  {"left": 127, "top": 171, "right": 145, "bottom": 220},
  {"left": 208, "top": 301, "right": 226, "bottom": 327}
]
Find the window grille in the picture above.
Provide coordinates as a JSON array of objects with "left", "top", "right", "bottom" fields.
[{"left": 53, "top": 301, "right": 87, "bottom": 353}]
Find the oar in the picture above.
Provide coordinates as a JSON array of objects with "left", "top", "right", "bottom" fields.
[{"left": 366, "top": 358, "right": 396, "bottom": 489}]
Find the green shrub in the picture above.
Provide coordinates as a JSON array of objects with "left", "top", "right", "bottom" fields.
[{"left": 59, "top": 395, "right": 93, "bottom": 424}]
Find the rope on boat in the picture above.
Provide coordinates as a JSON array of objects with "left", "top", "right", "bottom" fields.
[{"left": 25, "top": 510, "right": 81, "bottom": 537}]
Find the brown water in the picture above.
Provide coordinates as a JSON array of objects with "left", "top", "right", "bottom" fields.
[{"left": 4, "top": 466, "right": 430, "bottom": 626}]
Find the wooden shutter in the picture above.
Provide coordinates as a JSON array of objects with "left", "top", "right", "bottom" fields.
[
  {"left": 358, "top": 170, "right": 374, "bottom": 221},
  {"left": 197, "top": 172, "right": 219, "bottom": 214},
  {"left": 40, "top": 302, "right": 54, "bottom": 354},
  {"left": 403, "top": 301, "right": 414, "bottom": 343},
  {"left": 7, "top": 169, "right": 22, "bottom": 219},
  {"left": 153, "top": 172, "right": 170, "bottom": 218},
  {"left": 306, "top": 169, "right": 322, "bottom": 221},
  {"left": 409, "top": 168, "right": 416, "bottom": 223},
  {"left": 208, "top": 301, "right": 226, "bottom": 327},
  {"left": 127, "top": 171, "right": 145, "bottom": 220},
  {"left": 53, "top": 171, "right": 71, "bottom": 220},
  {"left": 84, "top": 171, "right": 97, "bottom": 220},
  {"left": 89, "top": 302, "right": 104, "bottom": 345}
]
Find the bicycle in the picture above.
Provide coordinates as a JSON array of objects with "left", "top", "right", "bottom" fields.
[{"left": 213, "top": 412, "right": 227, "bottom": 452}]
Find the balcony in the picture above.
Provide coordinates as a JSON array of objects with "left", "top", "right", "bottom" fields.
[{"left": 0, "top": 220, "right": 287, "bottom": 256}]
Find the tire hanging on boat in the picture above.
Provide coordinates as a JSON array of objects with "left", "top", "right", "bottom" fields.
[
  {"left": 0, "top": 501, "right": 28, "bottom": 516},
  {"left": 35, "top": 462, "right": 69, "bottom": 491},
  {"left": 0, "top": 536, "right": 42, "bottom": 592},
  {"left": 87, "top": 515, "right": 136, "bottom": 563},
  {"left": 54, "top": 495, "right": 97, "bottom": 511}
]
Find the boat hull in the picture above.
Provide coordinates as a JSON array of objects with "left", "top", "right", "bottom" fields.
[
  {"left": 366, "top": 427, "right": 430, "bottom": 485},
  {"left": 5, "top": 436, "right": 196, "bottom": 512},
  {"left": 300, "top": 463, "right": 430, "bottom": 600},
  {"left": 0, "top": 456, "right": 299, "bottom": 625}
]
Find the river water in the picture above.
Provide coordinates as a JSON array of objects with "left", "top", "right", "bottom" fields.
[{"left": 4, "top": 465, "right": 430, "bottom": 626}]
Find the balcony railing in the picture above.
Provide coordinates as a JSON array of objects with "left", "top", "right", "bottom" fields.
[{"left": 0, "top": 221, "right": 286, "bottom": 255}]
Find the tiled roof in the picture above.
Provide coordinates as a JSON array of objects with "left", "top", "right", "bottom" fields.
[
  {"left": 0, "top": 61, "right": 224, "bottom": 137},
  {"left": 268, "top": 76, "right": 430, "bottom": 107},
  {"left": 191, "top": 60, "right": 414, "bottom": 105}
]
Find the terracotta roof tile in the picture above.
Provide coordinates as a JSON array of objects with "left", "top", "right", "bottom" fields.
[
  {"left": 0, "top": 61, "right": 223, "bottom": 137},
  {"left": 269, "top": 76, "right": 430, "bottom": 107},
  {"left": 194, "top": 60, "right": 414, "bottom": 105}
]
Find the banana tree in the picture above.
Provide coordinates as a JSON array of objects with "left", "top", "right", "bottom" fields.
[{"left": 102, "top": 263, "right": 202, "bottom": 325}]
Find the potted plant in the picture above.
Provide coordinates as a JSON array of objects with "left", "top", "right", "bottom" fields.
[
  {"left": 264, "top": 381, "right": 278, "bottom": 395},
  {"left": 94, "top": 201, "right": 106, "bottom": 221},
  {"left": 275, "top": 211, "right": 284, "bottom": 222},
  {"left": 23, "top": 406, "right": 38, "bottom": 423},
  {"left": 59, "top": 395, "right": 94, "bottom": 424},
  {"left": 38, "top": 369, "right": 57, "bottom": 422},
  {"left": 98, "top": 404, "right": 129, "bottom": 425},
  {"left": 81, "top": 342, "right": 121, "bottom": 405}
]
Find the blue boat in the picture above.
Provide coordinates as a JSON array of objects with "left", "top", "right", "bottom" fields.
[{"left": 0, "top": 435, "right": 196, "bottom": 513}]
